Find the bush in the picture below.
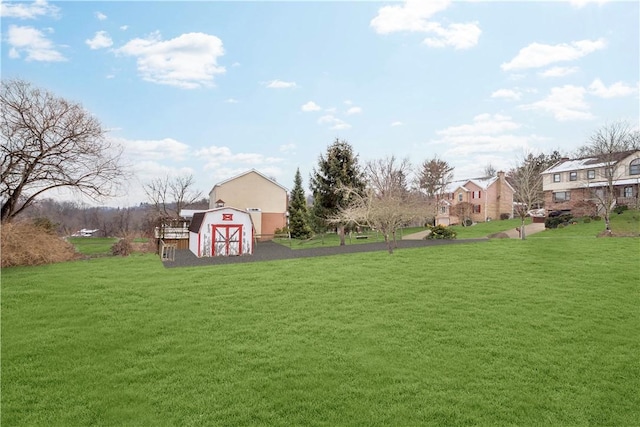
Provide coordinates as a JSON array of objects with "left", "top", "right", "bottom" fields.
[
  {"left": 1, "top": 221, "right": 77, "bottom": 267},
  {"left": 545, "top": 213, "right": 573, "bottom": 229},
  {"left": 500, "top": 213, "right": 511, "bottom": 220},
  {"left": 426, "top": 225, "right": 457, "bottom": 240},
  {"left": 111, "top": 238, "right": 133, "bottom": 256},
  {"left": 613, "top": 205, "right": 628, "bottom": 215},
  {"left": 462, "top": 218, "right": 473, "bottom": 227},
  {"left": 591, "top": 215, "right": 602, "bottom": 221},
  {"left": 583, "top": 217, "right": 591, "bottom": 223}
]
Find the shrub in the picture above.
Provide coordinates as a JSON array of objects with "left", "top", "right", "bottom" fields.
[
  {"left": 462, "top": 218, "right": 473, "bottom": 227},
  {"left": 426, "top": 225, "right": 457, "bottom": 240},
  {"left": 583, "top": 217, "right": 591, "bottom": 223},
  {"left": 111, "top": 238, "right": 133, "bottom": 256},
  {"left": 500, "top": 213, "right": 510, "bottom": 220},
  {"left": 591, "top": 215, "right": 602, "bottom": 221},
  {"left": 545, "top": 213, "right": 573, "bottom": 229},
  {"left": 613, "top": 205, "right": 628, "bottom": 215},
  {"left": 1, "top": 221, "right": 77, "bottom": 267},
  {"left": 557, "top": 224, "right": 565, "bottom": 229}
]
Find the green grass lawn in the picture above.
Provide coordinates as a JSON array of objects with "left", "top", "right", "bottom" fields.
[
  {"left": 67, "top": 237, "right": 119, "bottom": 256},
  {"left": 530, "top": 209, "right": 640, "bottom": 239},
  {"left": 451, "top": 217, "right": 531, "bottom": 238},
  {"left": 3, "top": 233, "right": 639, "bottom": 425}
]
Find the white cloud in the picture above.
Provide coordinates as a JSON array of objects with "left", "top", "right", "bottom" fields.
[
  {"left": 568, "top": 0, "right": 611, "bottom": 7},
  {"left": 6, "top": 25, "right": 66, "bottom": 62},
  {"left": 86, "top": 31, "right": 113, "bottom": 50},
  {"left": 588, "top": 78, "right": 637, "bottom": 98},
  {"left": 490, "top": 89, "right": 521, "bottom": 101},
  {"left": 422, "top": 21, "right": 482, "bottom": 50},
  {"left": 96, "top": 11, "right": 107, "bottom": 21},
  {"left": 318, "top": 114, "right": 351, "bottom": 130},
  {"left": 115, "top": 31, "right": 226, "bottom": 89},
  {"left": 521, "top": 85, "right": 594, "bottom": 121},
  {"left": 120, "top": 137, "right": 191, "bottom": 161},
  {"left": 196, "top": 145, "right": 284, "bottom": 170},
  {"left": 301, "top": 101, "right": 322, "bottom": 112},
  {"left": 538, "top": 66, "right": 579, "bottom": 77},
  {"left": 265, "top": 79, "right": 297, "bottom": 89},
  {"left": 501, "top": 39, "right": 605, "bottom": 71},
  {"left": 434, "top": 114, "right": 534, "bottom": 158},
  {"left": 1, "top": 0, "right": 59, "bottom": 19},
  {"left": 120, "top": 25, "right": 128, "bottom": 31},
  {"left": 224, "top": 98, "right": 239, "bottom": 103},
  {"left": 344, "top": 99, "right": 353, "bottom": 105},
  {"left": 371, "top": 0, "right": 451, "bottom": 34},
  {"left": 391, "top": 121, "right": 404, "bottom": 127},
  {"left": 438, "top": 113, "right": 521, "bottom": 137},
  {"left": 346, "top": 106, "right": 362, "bottom": 115},
  {"left": 279, "top": 143, "right": 296, "bottom": 153},
  {"left": 370, "top": 0, "right": 481, "bottom": 49}
]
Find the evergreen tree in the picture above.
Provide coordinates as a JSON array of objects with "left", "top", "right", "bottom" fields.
[
  {"left": 309, "top": 138, "right": 366, "bottom": 245},
  {"left": 289, "top": 168, "right": 312, "bottom": 239}
]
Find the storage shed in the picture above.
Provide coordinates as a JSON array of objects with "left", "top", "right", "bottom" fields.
[{"left": 188, "top": 207, "right": 254, "bottom": 257}]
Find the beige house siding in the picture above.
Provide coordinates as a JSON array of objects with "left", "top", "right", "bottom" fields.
[
  {"left": 208, "top": 170, "right": 288, "bottom": 238},
  {"left": 542, "top": 150, "right": 640, "bottom": 213}
]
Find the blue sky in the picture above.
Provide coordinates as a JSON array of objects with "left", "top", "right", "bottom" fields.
[{"left": 2, "top": 0, "right": 639, "bottom": 207}]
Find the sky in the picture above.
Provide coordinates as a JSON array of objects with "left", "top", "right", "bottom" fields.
[{"left": 2, "top": 0, "right": 639, "bottom": 207}]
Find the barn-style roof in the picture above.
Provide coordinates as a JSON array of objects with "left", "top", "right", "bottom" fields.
[{"left": 188, "top": 207, "right": 255, "bottom": 233}]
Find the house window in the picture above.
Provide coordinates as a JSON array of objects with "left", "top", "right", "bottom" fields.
[
  {"left": 473, "top": 204, "right": 481, "bottom": 213},
  {"left": 458, "top": 193, "right": 463, "bottom": 202},
  {"left": 569, "top": 172, "right": 577, "bottom": 181},
  {"left": 553, "top": 191, "right": 571, "bottom": 202},
  {"left": 630, "top": 159, "right": 640, "bottom": 175},
  {"left": 624, "top": 187, "right": 633, "bottom": 198},
  {"left": 587, "top": 170, "right": 596, "bottom": 179},
  {"left": 440, "top": 206, "right": 447, "bottom": 214},
  {"left": 553, "top": 173, "right": 561, "bottom": 182},
  {"left": 472, "top": 190, "right": 482, "bottom": 199}
]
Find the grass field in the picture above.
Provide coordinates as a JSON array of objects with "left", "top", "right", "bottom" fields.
[
  {"left": 3, "top": 216, "right": 639, "bottom": 425},
  {"left": 67, "top": 237, "right": 119, "bottom": 255}
]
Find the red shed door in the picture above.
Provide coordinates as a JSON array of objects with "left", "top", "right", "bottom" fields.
[{"left": 212, "top": 224, "right": 243, "bottom": 256}]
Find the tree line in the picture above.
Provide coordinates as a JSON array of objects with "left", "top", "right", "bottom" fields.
[{"left": 2, "top": 78, "right": 638, "bottom": 245}]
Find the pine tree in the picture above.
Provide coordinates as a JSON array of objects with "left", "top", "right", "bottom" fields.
[
  {"left": 289, "top": 168, "right": 312, "bottom": 239},
  {"left": 309, "top": 138, "right": 366, "bottom": 245}
]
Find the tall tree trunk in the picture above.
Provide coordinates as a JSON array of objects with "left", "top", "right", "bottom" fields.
[
  {"left": 338, "top": 224, "right": 346, "bottom": 246},
  {"left": 520, "top": 217, "right": 526, "bottom": 240}
]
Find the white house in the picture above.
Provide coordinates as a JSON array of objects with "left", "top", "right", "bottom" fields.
[{"left": 188, "top": 207, "right": 255, "bottom": 257}]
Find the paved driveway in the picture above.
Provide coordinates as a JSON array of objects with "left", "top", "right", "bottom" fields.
[{"left": 163, "top": 238, "right": 487, "bottom": 268}]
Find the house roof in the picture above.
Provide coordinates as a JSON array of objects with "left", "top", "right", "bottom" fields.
[
  {"left": 210, "top": 169, "right": 289, "bottom": 194},
  {"left": 444, "top": 176, "right": 498, "bottom": 193},
  {"left": 542, "top": 150, "right": 639, "bottom": 174},
  {"left": 188, "top": 207, "right": 254, "bottom": 233}
]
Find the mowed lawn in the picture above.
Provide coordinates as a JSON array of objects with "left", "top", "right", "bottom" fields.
[{"left": 2, "top": 234, "right": 639, "bottom": 425}]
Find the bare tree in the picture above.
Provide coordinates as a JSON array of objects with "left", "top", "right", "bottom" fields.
[
  {"left": 143, "top": 174, "right": 202, "bottom": 219},
  {"left": 510, "top": 154, "right": 544, "bottom": 239},
  {"left": 330, "top": 156, "right": 427, "bottom": 254},
  {"left": 483, "top": 163, "right": 497, "bottom": 178},
  {"left": 1, "top": 79, "right": 127, "bottom": 222},
  {"left": 416, "top": 156, "right": 454, "bottom": 225},
  {"left": 452, "top": 202, "right": 474, "bottom": 226},
  {"left": 578, "top": 121, "right": 639, "bottom": 233}
]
